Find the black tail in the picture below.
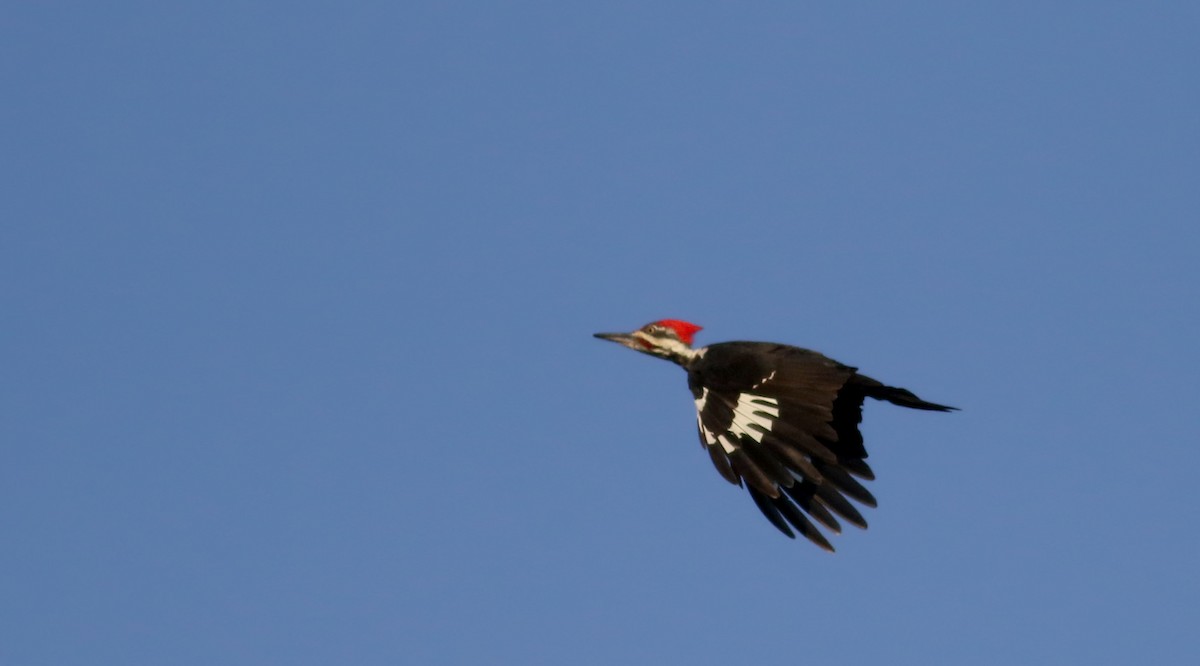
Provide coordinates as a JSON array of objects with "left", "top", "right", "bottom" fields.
[{"left": 857, "top": 376, "right": 958, "bottom": 412}]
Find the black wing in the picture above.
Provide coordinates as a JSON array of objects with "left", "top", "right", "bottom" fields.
[{"left": 688, "top": 342, "right": 954, "bottom": 551}]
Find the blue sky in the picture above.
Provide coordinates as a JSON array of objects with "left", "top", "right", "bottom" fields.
[{"left": 3, "top": 2, "right": 1198, "bottom": 664}]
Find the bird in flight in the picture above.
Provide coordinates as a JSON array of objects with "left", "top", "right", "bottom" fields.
[{"left": 594, "top": 319, "right": 956, "bottom": 551}]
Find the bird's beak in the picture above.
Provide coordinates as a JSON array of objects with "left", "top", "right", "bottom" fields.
[{"left": 594, "top": 331, "right": 639, "bottom": 350}]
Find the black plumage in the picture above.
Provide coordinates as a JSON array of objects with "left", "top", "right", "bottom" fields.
[{"left": 595, "top": 321, "right": 955, "bottom": 551}]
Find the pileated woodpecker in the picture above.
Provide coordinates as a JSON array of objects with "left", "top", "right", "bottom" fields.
[{"left": 594, "top": 319, "right": 955, "bottom": 551}]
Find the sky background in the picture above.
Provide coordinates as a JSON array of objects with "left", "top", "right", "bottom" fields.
[{"left": 3, "top": 2, "right": 1198, "bottom": 664}]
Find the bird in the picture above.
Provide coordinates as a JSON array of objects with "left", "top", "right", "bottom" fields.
[{"left": 594, "top": 319, "right": 956, "bottom": 551}]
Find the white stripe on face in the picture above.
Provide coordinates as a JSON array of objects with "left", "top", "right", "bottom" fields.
[{"left": 633, "top": 331, "right": 695, "bottom": 358}]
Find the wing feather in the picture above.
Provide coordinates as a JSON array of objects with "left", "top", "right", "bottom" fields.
[
  {"left": 685, "top": 341, "right": 951, "bottom": 549},
  {"left": 750, "top": 485, "right": 834, "bottom": 551}
]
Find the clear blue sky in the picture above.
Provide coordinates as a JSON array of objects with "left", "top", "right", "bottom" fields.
[{"left": 3, "top": 2, "right": 1198, "bottom": 664}]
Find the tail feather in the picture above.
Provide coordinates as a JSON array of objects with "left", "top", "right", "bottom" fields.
[{"left": 862, "top": 382, "right": 957, "bottom": 412}]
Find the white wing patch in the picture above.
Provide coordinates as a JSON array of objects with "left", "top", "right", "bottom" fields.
[
  {"left": 752, "top": 370, "right": 776, "bottom": 390},
  {"left": 717, "top": 434, "right": 739, "bottom": 454},
  {"left": 694, "top": 389, "right": 781, "bottom": 453},
  {"left": 694, "top": 388, "right": 719, "bottom": 446},
  {"left": 729, "top": 394, "right": 780, "bottom": 443}
]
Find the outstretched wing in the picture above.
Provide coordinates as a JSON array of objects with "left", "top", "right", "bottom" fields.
[{"left": 688, "top": 342, "right": 953, "bottom": 551}]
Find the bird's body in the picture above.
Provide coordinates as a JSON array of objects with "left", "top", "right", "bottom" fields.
[{"left": 595, "top": 319, "right": 955, "bottom": 551}]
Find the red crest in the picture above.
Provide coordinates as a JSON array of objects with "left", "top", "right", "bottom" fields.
[{"left": 653, "top": 319, "right": 703, "bottom": 345}]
